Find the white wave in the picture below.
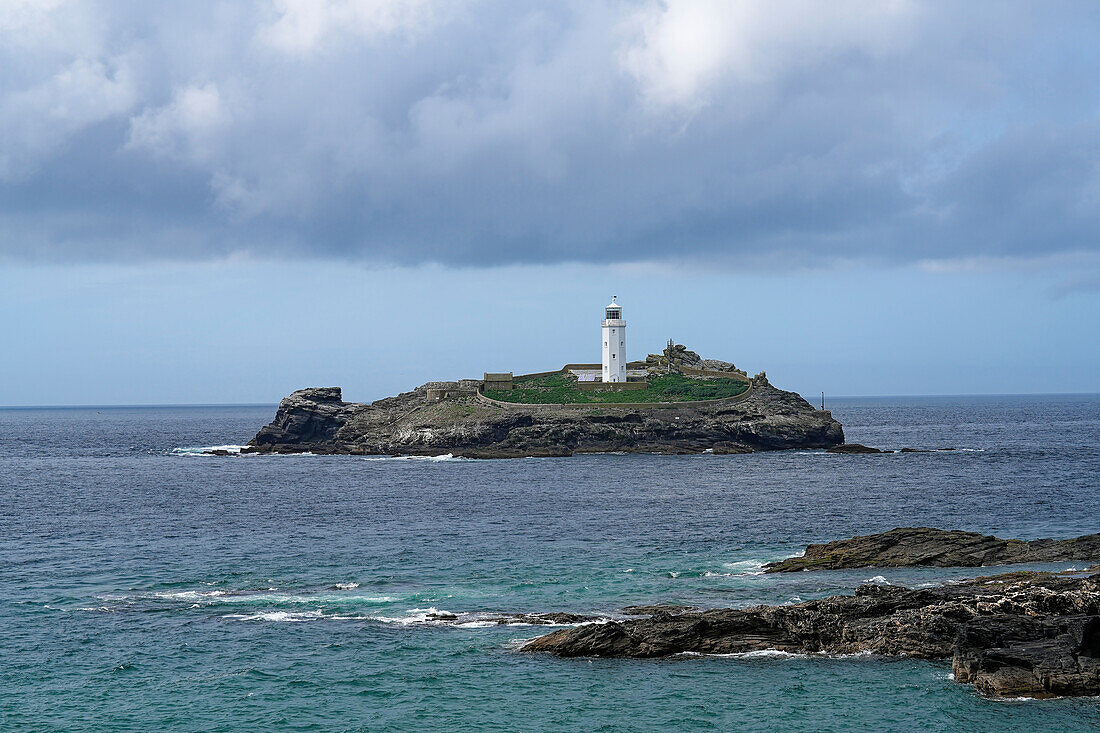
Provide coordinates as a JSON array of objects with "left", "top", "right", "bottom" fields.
[
  {"left": 735, "top": 649, "right": 807, "bottom": 659},
  {"left": 223, "top": 610, "right": 324, "bottom": 622},
  {"left": 686, "top": 648, "right": 875, "bottom": 660},
  {"left": 719, "top": 559, "right": 768, "bottom": 575},
  {"left": 504, "top": 638, "right": 540, "bottom": 649},
  {"left": 372, "top": 608, "right": 610, "bottom": 628},
  {"left": 334, "top": 582, "right": 360, "bottom": 590},
  {"left": 109, "top": 589, "right": 396, "bottom": 606},
  {"left": 360, "top": 453, "right": 469, "bottom": 462},
  {"left": 213, "top": 592, "right": 396, "bottom": 605},
  {"left": 863, "top": 575, "right": 892, "bottom": 585},
  {"left": 171, "top": 444, "right": 245, "bottom": 456},
  {"left": 150, "top": 590, "right": 227, "bottom": 601},
  {"left": 373, "top": 606, "right": 452, "bottom": 624},
  {"left": 675, "top": 650, "right": 806, "bottom": 659}
]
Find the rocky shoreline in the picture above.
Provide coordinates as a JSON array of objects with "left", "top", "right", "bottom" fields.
[
  {"left": 520, "top": 528, "right": 1100, "bottom": 698},
  {"left": 521, "top": 570, "right": 1100, "bottom": 698},
  {"left": 242, "top": 370, "right": 844, "bottom": 458}
]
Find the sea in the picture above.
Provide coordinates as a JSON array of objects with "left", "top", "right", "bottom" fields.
[{"left": 2, "top": 395, "right": 1098, "bottom": 731}]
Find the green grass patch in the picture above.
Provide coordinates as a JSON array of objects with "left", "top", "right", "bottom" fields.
[{"left": 483, "top": 372, "right": 749, "bottom": 404}]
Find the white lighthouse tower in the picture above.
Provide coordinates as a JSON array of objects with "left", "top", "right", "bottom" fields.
[{"left": 601, "top": 296, "right": 627, "bottom": 383}]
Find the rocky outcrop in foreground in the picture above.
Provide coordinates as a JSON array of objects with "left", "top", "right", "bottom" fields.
[
  {"left": 763, "top": 527, "right": 1100, "bottom": 573},
  {"left": 522, "top": 571, "right": 1100, "bottom": 698},
  {"left": 244, "top": 371, "right": 844, "bottom": 458}
]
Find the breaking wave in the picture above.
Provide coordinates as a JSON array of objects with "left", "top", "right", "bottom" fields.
[
  {"left": 679, "top": 649, "right": 876, "bottom": 660},
  {"left": 359, "top": 453, "right": 470, "bottom": 462},
  {"left": 863, "top": 575, "right": 892, "bottom": 585},
  {"left": 171, "top": 444, "right": 245, "bottom": 456}
]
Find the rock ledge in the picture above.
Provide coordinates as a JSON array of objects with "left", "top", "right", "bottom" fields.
[
  {"left": 763, "top": 527, "right": 1100, "bottom": 573},
  {"left": 521, "top": 571, "right": 1100, "bottom": 698}
]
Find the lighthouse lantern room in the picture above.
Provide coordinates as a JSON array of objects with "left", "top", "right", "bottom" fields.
[{"left": 601, "top": 296, "right": 627, "bottom": 383}]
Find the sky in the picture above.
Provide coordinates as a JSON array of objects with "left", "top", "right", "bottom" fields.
[{"left": 1, "top": 0, "right": 1098, "bottom": 405}]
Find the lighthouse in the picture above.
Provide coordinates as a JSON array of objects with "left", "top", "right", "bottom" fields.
[{"left": 601, "top": 296, "right": 627, "bottom": 383}]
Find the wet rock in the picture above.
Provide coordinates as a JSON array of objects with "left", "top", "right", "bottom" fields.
[
  {"left": 826, "top": 443, "right": 887, "bottom": 454},
  {"left": 521, "top": 571, "right": 1100, "bottom": 698},
  {"left": 426, "top": 611, "right": 458, "bottom": 621},
  {"left": 763, "top": 527, "right": 1100, "bottom": 573},
  {"left": 953, "top": 615, "right": 1100, "bottom": 698},
  {"left": 620, "top": 605, "right": 699, "bottom": 616},
  {"left": 503, "top": 612, "right": 596, "bottom": 626},
  {"left": 424, "top": 611, "right": 599, "bottom": 626}
]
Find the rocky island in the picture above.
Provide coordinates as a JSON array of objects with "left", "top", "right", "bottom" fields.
[{"left": 243, "top": 344, "right": 844, "bottom": 458}]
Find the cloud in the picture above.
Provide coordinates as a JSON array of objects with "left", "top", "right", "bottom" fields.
[
  {"left": 128, "top": 83, "right": 226, "bottom": 162},
  {"left": 619, "top": 0, "right": 917, "bottom": 109},
  {"left": 0, "top": 56, "right": 136, "bottom": 178},
  {"left": 1, "top": 0, "right": 1099, "bottom": 267},
  {"left": 259, "top": 0, "right": 451, "bottom": 53}
]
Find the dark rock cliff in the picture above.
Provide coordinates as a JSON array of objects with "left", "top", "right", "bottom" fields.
[{"left": 245, "top": 374, "right": 844, "bottom": 458}]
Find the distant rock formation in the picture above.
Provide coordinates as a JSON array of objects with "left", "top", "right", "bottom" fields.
[
  {"left": 763, "top": 527, "right": 1100, "bottom": 573},
  {"left": 521, "top": 570, "right": 1100, "bottom": 698},
  {"left": 244, "top": 353, "right": 843, "bottom": 458}
]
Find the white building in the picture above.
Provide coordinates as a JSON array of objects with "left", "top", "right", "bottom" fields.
[{"left": 601, "top": 297, "right": 627, "bottom": 383}]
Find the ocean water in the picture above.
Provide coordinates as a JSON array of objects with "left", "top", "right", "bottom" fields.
[{"left": 2, "top": 395, "right": 1099, "bottom": 731}]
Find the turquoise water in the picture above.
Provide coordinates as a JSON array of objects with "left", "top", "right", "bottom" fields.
[{"left": 2, "top": 396, "right": 1099, "bottom": 730}]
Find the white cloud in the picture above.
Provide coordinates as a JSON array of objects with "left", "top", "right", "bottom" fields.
[
  {"left": 127, "top": 83, "right": 228, "bottom": 163},
  {"left": 0, "top": 56, "right": 136, "bottom": 178},
  {"left": 259, "top": 0, "right": 452, "bottom": 53},
  {"left": 620, "top": 0, "right": 919, "bottom": 108}
]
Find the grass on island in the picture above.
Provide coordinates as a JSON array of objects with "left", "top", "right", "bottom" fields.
[{"left": 482, "top": 372, "right": 749, "bottom": 404}]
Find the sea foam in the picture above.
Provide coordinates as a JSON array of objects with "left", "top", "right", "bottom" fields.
[{"left": 171, "top": 444, "right": 245, "bottom": 456}]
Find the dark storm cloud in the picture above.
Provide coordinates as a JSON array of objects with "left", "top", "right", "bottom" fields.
[{"left": 2, "top": 0, "right": 1099, "bottom": 266}]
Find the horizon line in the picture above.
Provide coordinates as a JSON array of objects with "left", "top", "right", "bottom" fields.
[{"left": 2, "top": 391, "right": 1098, "bottom": 410}]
